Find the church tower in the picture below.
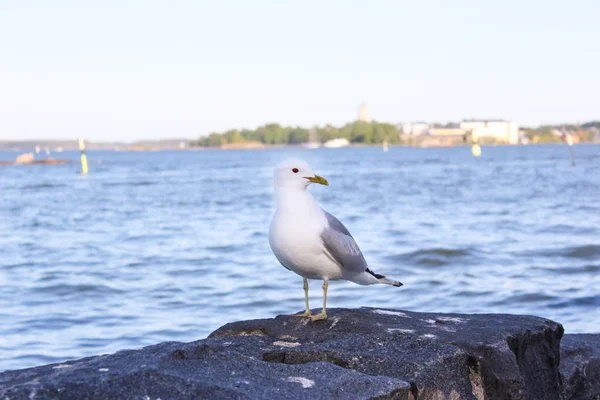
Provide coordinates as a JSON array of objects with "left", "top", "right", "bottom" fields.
[{"left": 358, "top": 103, "right": 370, "bottom": 122}]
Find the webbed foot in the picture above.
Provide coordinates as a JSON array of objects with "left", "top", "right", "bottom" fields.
[
  {"left": 310, "top": 312, "right": 327, "bottom": 321},
  {"left": 290, "top": 310, "right": 312, "bottom": 318}
]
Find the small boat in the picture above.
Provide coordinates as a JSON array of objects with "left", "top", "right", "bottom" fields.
[
  {"left": 323, "top": 138, "right": 350, "bottom": 148},
  {"left": 303, "top": 128, "right": 321, "bottom": 149}
]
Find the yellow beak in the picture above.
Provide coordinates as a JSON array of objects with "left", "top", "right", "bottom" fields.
[{"left": 307, "top": 174, "right": 329, "bottom": 186}]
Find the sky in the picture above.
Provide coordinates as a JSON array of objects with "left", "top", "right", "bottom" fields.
[{"left": 1, "top": 1, "right": 599, "bottom": 141}]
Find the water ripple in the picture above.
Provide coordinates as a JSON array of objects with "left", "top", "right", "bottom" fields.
[{"left": 1, "top": 145, "right": 599, "bottom": 371}]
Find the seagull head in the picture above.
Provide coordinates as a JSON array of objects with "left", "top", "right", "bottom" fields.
[{"left": 274, "top": 158, "right": 329, "bottom": 190}]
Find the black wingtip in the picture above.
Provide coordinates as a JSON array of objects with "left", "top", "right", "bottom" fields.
[
  {"left": 367, "top": 268, "right": 403, "bottom": 287},
  {"left": 366, "top": 268, "right": 385, "bottom": 279}
]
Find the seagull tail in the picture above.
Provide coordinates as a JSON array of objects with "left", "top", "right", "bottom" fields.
[{"left": 366, "top": 268, "right": 403, "bottom": 287}]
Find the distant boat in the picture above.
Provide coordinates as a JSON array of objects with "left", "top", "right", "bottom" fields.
[
  {"left": 565, "top": 132, "right": 573, "bottom": 146},
  {"left": 35, "top": 145, "right": 40, "bottom": 154},
  {"left": 323, "top": 138, "right": 350, "bottom": 148},
  {"left": 564, "top": 132, "right": 575, "bottom": 166},
  {"left": 303, "top": 128, "right": 321, "bottom": 149}
]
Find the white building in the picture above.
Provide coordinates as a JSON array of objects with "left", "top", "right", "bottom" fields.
[
  {"left": 429, "top": 128, "right": 465, "bottom": 136},
  {"left": 401, "top": 122, "right": 430, "bottom": 136},
  {"left": 460, "top": 120, "right": 519, "bottom": 144}
]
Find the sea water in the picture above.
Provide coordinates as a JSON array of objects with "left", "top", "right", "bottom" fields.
[{"left": 1, "top": 145, "right": 598, "bottom": 371}]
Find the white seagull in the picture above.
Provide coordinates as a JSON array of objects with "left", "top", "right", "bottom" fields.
[{"left": 269, "top": 159, "right": 402, "bottom": 321}]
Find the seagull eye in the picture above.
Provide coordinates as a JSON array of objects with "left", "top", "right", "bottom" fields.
[{"left": 292, "top": 168, "right": 299, "bottom": 173}]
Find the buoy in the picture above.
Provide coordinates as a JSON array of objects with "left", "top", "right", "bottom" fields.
[
  {"left": 471, "top": 131, "right": 481, "bottom": 157},
  {"left": 565, "top": 133, "right": 575, "bottom": 166},
  {"left": 79, "top": 138, "right": 88, "bottom": 175}
]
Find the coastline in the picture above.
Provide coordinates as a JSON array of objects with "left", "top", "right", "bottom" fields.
[{"left": 1, "top": 141, "right": 598, "bottom": 153}]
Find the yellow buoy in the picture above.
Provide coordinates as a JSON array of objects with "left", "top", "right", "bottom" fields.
[
  {"left": 470, "top": 131, "right": 481, "bottom": 157},
  {"left": 79, "top": 138, "right": 88, "bottom": 175},
  {"left": 565, "top": 133, "right": 575, "bottom": 166}
]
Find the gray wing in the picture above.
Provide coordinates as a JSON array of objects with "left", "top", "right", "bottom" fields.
[{"left": 321, "top": 211, "right": 368, "bottom": 273}]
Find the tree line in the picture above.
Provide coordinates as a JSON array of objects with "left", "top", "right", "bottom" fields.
[{"left": 190, "top": 121, "right": 402, "bottom": 147}]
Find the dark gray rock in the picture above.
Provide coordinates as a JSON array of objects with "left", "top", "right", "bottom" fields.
[
  {"left": 561, "top": 334, "right": 600, "bottom": 400},
  {"left": 0, "top": 337, "right": 409, "bottom": 400},
  {"left": 0, "top": 308, "right": 567, "bottom": 399},
  {"left": 212, "top": 308, "right": 565, "bottom": 399}
]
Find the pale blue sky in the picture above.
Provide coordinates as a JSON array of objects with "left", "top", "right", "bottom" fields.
[{"left": 1, "top": 1, "right": 598, "bottom": 141}]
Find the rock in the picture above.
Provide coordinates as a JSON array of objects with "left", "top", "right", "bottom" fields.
[
  {"left": 15, "top": 152, "right": 34, "bottom": 164},
  {"left": 212, "top": 308, "right": 565, "bottom": 399},
  {"left": 560, "top": 334, "right": 600, "bottom": 400},
  {"left": 0, "top": 339, "right": 409, "bottom": 399},
  {"left": 29, "top": 158, "right": 70, "bottom": 165},
  {"left": 1, "top": 156, "right": 70, "bottom": 166},
  {"left": 0, "top": 308, "right": 568, "bottom": 399},
  {"left": 219, "top": 141, "right": 266, "bottom": 150}
]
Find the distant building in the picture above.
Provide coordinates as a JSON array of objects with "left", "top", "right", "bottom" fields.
[
  {"left": 429, "top": 128, "right": 465, "bottom": 136},
  {"left": 400, "top": 122, "right": 430, "bottom": 136},
  {"left": 590, "top": 127, "right": 600, "bottom": 142},
  {"left": 399, "top": 119, "right": 519, "bottom": 145},
  {"left": 518, "top": 130, "right": 530, "bottom": 144},
  {"left": 358, "top": 104, "right": 370, "bottom": 122},
  {"left": 460, "top": 120, "right": 519, "bottom": 144}
]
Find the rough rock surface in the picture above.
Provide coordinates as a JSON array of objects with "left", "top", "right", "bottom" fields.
[
  {"left": 560, "top": 334, "right": 600, "bottom": 400},
  {"left": 0, "top": 307, "right": 571, "bottom": 399}
]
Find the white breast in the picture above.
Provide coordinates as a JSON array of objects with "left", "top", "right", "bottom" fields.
[{"left": 269, "top": 191, "right": 344, "bottom": 281}]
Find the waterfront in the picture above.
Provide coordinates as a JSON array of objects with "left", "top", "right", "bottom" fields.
[{"left": 1, "top": 144, "right": 599, "bottom": 371}]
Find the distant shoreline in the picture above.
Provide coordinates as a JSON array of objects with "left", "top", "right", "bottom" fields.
[{"left": 0, "top": 141, "right": 598, "bottom": 154}]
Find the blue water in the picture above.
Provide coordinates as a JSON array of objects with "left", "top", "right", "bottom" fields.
[{"left": 1, "top": 145, "right": 599, "bottom": 371}]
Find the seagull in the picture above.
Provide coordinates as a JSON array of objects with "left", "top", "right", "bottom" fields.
[{"left": 269, "top": 159, "right": 402, "bottom": 321}]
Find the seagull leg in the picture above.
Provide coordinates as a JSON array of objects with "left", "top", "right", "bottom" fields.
[
  {"left": 310, "top": 279, "right": 328, "bottom": 321},
  {"left": 290, "top": 277, "right": 312, "bottom": 317}
]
